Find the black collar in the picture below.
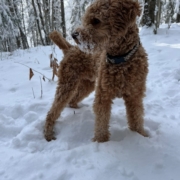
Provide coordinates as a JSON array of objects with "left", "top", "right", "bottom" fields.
[{"left": 106, "top": 41, "right": 140, "bottom": 64}]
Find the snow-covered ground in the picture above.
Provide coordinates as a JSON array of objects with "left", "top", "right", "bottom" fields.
[{"left": 0, "top": 24, "right": 180, "bottom": 180}]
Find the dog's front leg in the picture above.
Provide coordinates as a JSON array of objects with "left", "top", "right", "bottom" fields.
[
  {"left": 123, "top": 94, "right": 148, "bottom": 137},
  {"left": 93, "top": 83, "right": 113, "bottom": 142}
]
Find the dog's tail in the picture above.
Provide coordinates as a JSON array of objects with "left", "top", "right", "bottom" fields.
[{"left": 49, "top": 31, "right": 72, "bottom": 55}]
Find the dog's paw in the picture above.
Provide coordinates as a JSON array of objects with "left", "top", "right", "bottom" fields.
[
  {"left": 69, "top": 103, "right": 79, "bottom": 109},
  {"left": 129, "top": 127, "right": 149, "bottom": 137},
  {"left": 131, "top": 128, "right": 149, "bottom": 137},
  {"left": 139, "top": 130, "right": 149, "bottom": 137},
  {"left": 44, "top": 130, "right": 56, "bottom": 142},
  {"left": 92, "top": 135, "right": 109, "bottom": 143}
]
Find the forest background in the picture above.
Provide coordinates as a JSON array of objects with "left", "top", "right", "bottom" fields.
[{"left": 0, "top": 0, "right": 180, "bottom": 53}]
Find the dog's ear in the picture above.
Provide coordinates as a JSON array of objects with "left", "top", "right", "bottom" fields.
[
  {"left": 130, "top": 0, "right": 141, "bottom": 17},
  {"left": 109, "top": 0, "right": 141, "bottom": 34}
]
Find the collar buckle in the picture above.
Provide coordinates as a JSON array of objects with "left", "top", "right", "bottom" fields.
[{"left": 107, "top": 57, "right": 115, "bottom": 64}]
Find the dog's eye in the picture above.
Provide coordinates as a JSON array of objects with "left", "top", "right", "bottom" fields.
[{"left": 91, "top": 18, "right": 101, "bottom": 25}]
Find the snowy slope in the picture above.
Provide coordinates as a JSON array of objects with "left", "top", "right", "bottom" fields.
[{"left": 0, "top": 24, "right": 180, "bottom": 180}]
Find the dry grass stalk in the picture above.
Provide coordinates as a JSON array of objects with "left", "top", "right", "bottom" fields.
[
  {"left": 29, "top": 68, "right": 34, "bottom": 80},
  {"left": 15, "top": 62, "right": 51, "bottom": 81},
  {"left": 49, "top": 54, "right": 59, "bottom": 81}
]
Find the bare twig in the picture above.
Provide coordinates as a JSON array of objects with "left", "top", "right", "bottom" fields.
[
  {"left": 49, "top": 54, "right": 59, "bottom": 81},
  {"left": 15, "top": 62, "right": 51, "bottom": 81},
  {"left": 35, "top": 58, "right": 40, "bottom": 64},
  {"left": 39, "top": 76, "right": 43, "bottom": 98},
  {"left": 42, "top": 50, "right": 47, "bottom": 56},
  {"left": 32, "top": 87, "right": 35, "bottom": 99}
]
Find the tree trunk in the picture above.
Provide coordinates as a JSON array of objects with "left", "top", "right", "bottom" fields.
[
  {"left": 20, "top": 0, "right": 26, "bottom": 34},
  {"left": 19, "top": 27, "right": 29, "bottom": 49},
  {"left": 177, "top": 13, "right": 180, "bottom": 22},
  {"left": 149, "top": 0, "right": 156, "bottom": 25},
  {"left": 37, "top": 0, "right": 50, "bottom": 45},
  {"left": 60, "top": 0, "right": 66, "bottom": 38},
  {"left": 43, "top": 0, "right": 51, "bottom": 35},
  {"left": 32, "top": 0, "right": 45, "bottom": 46},
  {"left": 141, "top": 0, "right": 156, "bottom": 27},
  {"left": 26, "top": 0, "right": 36, "bottom": 47},
  {"left": 12, "top": 0, "right": 29, "bottom": 49},
  {"left": 154, "top": 0, "right": 162, "bottom": 34},
  {"left": 51, "top": 0, "right": 55, "bottom": 30}
]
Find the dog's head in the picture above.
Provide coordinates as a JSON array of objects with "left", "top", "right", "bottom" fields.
[{"left": 72, "top": 0, "right": 141, "bottom": 53}]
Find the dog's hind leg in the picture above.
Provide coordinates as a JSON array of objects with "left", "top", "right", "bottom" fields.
[
  {"left": 123, "top": 94, "right": 148, "bottom": 137},
  {"left": 69, "top": 79, "right": 95, "bottom": 108},
  {"left": 44, "top": 66, "right": 80, "bottom": 141}
]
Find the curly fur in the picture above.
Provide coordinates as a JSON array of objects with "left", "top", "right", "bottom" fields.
[
  {"left": 73, "top": 0, "right": 149, "bottom": 142},
  {"left": 44, "top": 0, "right": 148, "bottom": 142},
  {"left": 49, "top": 31, "right": 72, "bottom": 55},
  {"left": 44, "top": 31, "right": 100, "bottom": 141}
]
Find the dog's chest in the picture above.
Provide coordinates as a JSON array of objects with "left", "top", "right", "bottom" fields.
[{"left": 100, "top": 63, "right": 137, "bottom": 97}]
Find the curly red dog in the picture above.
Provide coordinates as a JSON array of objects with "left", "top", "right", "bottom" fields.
[{"left": 44, "top": 0, "right": 148, "bottom": 142}]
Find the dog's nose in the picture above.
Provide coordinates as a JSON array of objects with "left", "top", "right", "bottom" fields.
[{"left": 72, "top": 32, "right": 79, "bottom": 39}]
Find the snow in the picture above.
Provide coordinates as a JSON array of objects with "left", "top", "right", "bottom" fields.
[{"left": 1, "top": 24, "right": 180, "bottom": 180}]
